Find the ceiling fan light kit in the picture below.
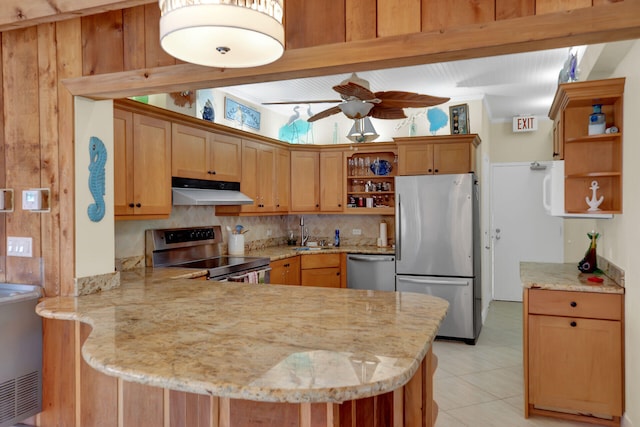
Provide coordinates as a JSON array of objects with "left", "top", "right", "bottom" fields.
[
  {"left": 347, "top": 118, "right": 379, "bottom": 143},
  {"left": 339, "top": 100, "right": 375, "bottom": 119},
  {"left": 159, "top": 0, "right": 285, "bottom": 68}
]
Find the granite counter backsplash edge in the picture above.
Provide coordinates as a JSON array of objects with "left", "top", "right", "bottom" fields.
[{"left": 597, "top": 255, "right": 625, "bottom": 287}]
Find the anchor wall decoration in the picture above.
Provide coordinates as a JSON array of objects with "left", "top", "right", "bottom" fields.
[{"left": 586, "top": 180, "right": 604, "bottom": 211}]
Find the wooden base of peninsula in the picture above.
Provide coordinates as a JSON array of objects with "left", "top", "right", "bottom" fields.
[{"left": 76, "top": 321, "right": 437, "bottom": 427}]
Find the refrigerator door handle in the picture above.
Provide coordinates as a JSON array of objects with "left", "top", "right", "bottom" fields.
[
  {"left": 399, "top": 277, "right": 470, "bottom": 286},
  {"left": 396, "top": 193, "right": 401, "bottom": 261}
]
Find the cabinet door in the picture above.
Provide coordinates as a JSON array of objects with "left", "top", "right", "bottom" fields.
[
  {"left": 275, "top": 148, "right": 290, "bottom": 212},
  {"left": 290, "top": 151, "right": 320, "bottom": 212},
  {"left": 172, "top": 124, "right": 210, "bottom": 180},
  {"left": 114, "top": 109, "right": 134, "bottom": 216},
  {"left": 301, "top": 268, "right": 341, "bottom": 288},
  {"left": 132, "top": 114, "right": 172, "bottom": 216},
  {"left": 270, "top": 257, "right": 300, "bottom": 286},
  {"left": 552, "top": 118, "right": 563, "bottom": 159},
  {"left": 257, "top": 144, "right": 275, "bottom": 211},
  {"left": 529, "top": 314, "right": 622, "bottom": 416},
  {"left": 239, "top": 140, "right": 259, "bottom": 213},
  {"left": 398, "top": 144, "right": 434, "bottom": 175},
  {"left": 210, "top": 133, "right": 242, "bottom": 182},
  {"left": 320, "top": 151, "right": 344, "bottom": 212},
  {"left": 433, "top": 142, "right": 472, "bottom": 174}
]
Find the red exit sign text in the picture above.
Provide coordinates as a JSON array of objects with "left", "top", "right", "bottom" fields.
[{"left": 512, "top": 116, "right": 538, "bottom": 132}]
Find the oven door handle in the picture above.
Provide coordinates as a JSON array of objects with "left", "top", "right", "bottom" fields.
[{"left": 224, "top": 267, "right": 272, "bottom": 283}]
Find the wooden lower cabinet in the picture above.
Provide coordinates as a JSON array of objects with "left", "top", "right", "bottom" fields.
[
  {"left": 300, "top": 253, "right": 346, "bottom": 288},
  {"left": 270, "top": 256, "right": 301, "bottom": 286},
  {"left": 524, "top": 289, "right": 624, "bottom": 426}
]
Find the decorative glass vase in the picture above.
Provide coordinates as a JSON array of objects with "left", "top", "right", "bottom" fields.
[{"left": 578, "top": 231, "right": 599, "bottom": 273}]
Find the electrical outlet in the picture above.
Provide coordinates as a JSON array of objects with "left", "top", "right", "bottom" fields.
[
  {"left": 352, "top": 229, "right": 362, "bottom": 235},
  {"left": 266, "top": 229, "right": 272, "bottom": 237},
  {"left": 7, "top": 236, "right": 33, "bottom": 257}
]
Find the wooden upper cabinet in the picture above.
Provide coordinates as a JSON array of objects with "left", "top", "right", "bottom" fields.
[
  {"left": 172, "top": 124, "right": 241, "bottom": 182},
  {"left": 396, "top": 135, "right": 480, "bottom": 176},
  {"left": 114, "top": 108, "right": 172, "bottom": 219},
  {"left": 290, "top": 150, "right": 320, "bottom": 212},
  {"left": 319, "top": 151, "right": 344, "bottom": 212},
  {"left": 548, "top": 78, "right": 624, "bottom": 214}
]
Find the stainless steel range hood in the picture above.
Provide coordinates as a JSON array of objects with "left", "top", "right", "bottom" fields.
[{"left": 172, "top": 177, "right": 253, "bottom": 206}]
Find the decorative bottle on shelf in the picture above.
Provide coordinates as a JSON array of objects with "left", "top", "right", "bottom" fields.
[
  {"left": 334, "top": 229, "right": 340, "bottom": 247},
  {"left": 588, "top": 104, "right": 606, "bottom": 135}
]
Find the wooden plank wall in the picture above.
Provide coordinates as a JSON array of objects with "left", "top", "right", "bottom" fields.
[{"left": 0, "top": 1, "right": 632, "bottom": 426}]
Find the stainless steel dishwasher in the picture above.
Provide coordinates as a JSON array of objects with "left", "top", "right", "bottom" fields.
[{"left": 346, "top": 254, "right": 396, "bottom": 291}]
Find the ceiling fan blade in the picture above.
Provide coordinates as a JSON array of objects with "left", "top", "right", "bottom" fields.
[
  {"left": 333, "top": 82, "right": 377, "bottom": 101},
  {"left": 369, "top": 106, "right": 408, "bottom": 120},
  {"left": 375, "top": 91, "right": 450, "bottom": 108},
  {"left": 307, "top": 105, "right": 343, "bottom": 122},
  {"left": 262, "top": 100, "right": 341, "bottom": 105}
]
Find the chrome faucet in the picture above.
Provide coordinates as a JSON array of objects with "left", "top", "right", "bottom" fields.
[{"left": 300, "top": 217, "right": 309, "bottom": 246}]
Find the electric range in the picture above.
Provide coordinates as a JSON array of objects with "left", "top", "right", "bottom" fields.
[{"left": 145, "top": 226, "right": 270, "bottom": 282}]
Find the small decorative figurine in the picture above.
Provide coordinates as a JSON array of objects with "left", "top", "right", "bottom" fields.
[
  {"left": 578, "top": 231, "right": 599, "bottom": 273},
  {"left": 586, "top": 180, "right": 604, "bottom": 211}
]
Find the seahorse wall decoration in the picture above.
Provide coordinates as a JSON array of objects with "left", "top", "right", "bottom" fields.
[{"left": 87, "top": 136, "right": 107, "bottom": 222}]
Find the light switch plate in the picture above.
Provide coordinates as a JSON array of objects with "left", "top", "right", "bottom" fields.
[{"left": 7, "top": 236, "right": 33, "bottom": 257}]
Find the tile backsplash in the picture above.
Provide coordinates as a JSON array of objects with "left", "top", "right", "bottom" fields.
[{"left": 115, "top": 206, "right": 394, "bottom": 267}]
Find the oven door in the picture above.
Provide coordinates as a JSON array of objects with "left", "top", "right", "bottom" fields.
[{"left": 210, "top": 267, "right": 271, "bottom": 284}]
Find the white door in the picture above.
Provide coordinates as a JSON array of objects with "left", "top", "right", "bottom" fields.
[{"left": 491, "top": 163, "right": 563, "bottom": 301}]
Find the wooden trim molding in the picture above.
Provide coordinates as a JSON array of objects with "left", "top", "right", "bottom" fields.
[{"left": 61, "top": 1, "right": 640, "bottom": 99}]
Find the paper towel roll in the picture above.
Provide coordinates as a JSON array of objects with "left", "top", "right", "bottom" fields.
[{"left": 379, "top": 222, "right": 388, "bottom": 247}]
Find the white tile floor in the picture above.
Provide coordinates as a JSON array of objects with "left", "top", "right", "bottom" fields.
[{"left": 433, "top": 301, "right": 598, "bottom": 427}]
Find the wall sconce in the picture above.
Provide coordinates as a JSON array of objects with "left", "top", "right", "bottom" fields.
[{"left": 0, "top": 189, "right": 14, "bottom": 212}]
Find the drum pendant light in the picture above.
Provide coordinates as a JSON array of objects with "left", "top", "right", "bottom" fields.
[{"left": 159, "top": 0, "right": 285, "bottom": 68}]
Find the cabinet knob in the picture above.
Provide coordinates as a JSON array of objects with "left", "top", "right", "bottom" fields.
[
  {"left": 128, "top": 203, "right": 134, "bottom": 208},
  {"left": 570, "top": 321, "right": 577, "bottom": 327},
  {"left": 434, "top": 169, "right": 439, "bottom": 173},
  {"left": 338, "top": 203, "right": 342, "bottom": 207},
  {"left": 208, "top": 170, "right": 216, "bottom": 175},
  {"left": 276, "top": 204, "right": 280, "bottom": 208},
  {"left": 135, "top": 203, "right": 141, "bottom": 208},
  {"left": 316, "top": 204, "right": 319, "bottom": 208},
  {"left": 428, "top": 169, "right": 433, "bottom": 173},
  {"left": 570, "top": 301, "right": 577, "bottom": 307},
  {"left": 336, "top": 272, "right": 340, "bottom": 276},
  {"left": 552, "top": 152, "right": 559, "bottom": 157}
]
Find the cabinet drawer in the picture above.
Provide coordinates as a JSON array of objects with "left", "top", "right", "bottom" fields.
[
  {"left": 301, "top": 253, "right": 341, "bottom": 269},
  {"left": 528, "top": 289, "right": 622, "bottom": 320}
]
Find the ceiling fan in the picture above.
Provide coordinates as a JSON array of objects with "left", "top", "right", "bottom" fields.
[{"left": 263, "top": 73, "right": 450, "bottom": 122}]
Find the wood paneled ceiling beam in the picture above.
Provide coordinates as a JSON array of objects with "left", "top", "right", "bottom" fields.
[
  {"left": 0, "top": 0, "right": 154, "bottom": 31},
  {"left": 62, "top": 1, "right": 640, "bottom": 99}
]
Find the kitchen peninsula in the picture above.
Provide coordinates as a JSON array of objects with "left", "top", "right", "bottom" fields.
[{"left": 36, "top": 268, "right": 448, "bottom": 427}]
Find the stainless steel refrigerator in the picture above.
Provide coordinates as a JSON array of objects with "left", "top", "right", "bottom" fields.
[{"left": 395, "top": 173, "right": 481, "bottom": 344}]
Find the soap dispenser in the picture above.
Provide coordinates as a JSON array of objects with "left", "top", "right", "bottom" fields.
[{"left": 334, "top": 229, "right": 340, "bottom": 247}]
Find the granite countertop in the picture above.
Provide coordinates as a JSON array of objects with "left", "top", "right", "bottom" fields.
[
  {"left": 520, "top": 262, "right": 624, "bottom": 294},
  {"left": 246, "top": 244, "right": 395, "bottom": 261},
  {"left": 36, "top": 268, "right": 448, "bottom": 403}
]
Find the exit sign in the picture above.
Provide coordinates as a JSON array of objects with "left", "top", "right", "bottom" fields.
[{"left": 512, "top": 115, "right": 538, "bottom": 132}]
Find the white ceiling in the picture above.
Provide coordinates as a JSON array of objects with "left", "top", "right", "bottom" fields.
[{"left": 222, "top": 46, "right": 584, "bottom": 123}]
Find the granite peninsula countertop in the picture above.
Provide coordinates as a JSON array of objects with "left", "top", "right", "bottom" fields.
[
  {"left": 36, "top": 268, "right": 448, "bottom": 403},
  {"left": 520, "top": 262, "right": 624, "bottom": 294}
]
